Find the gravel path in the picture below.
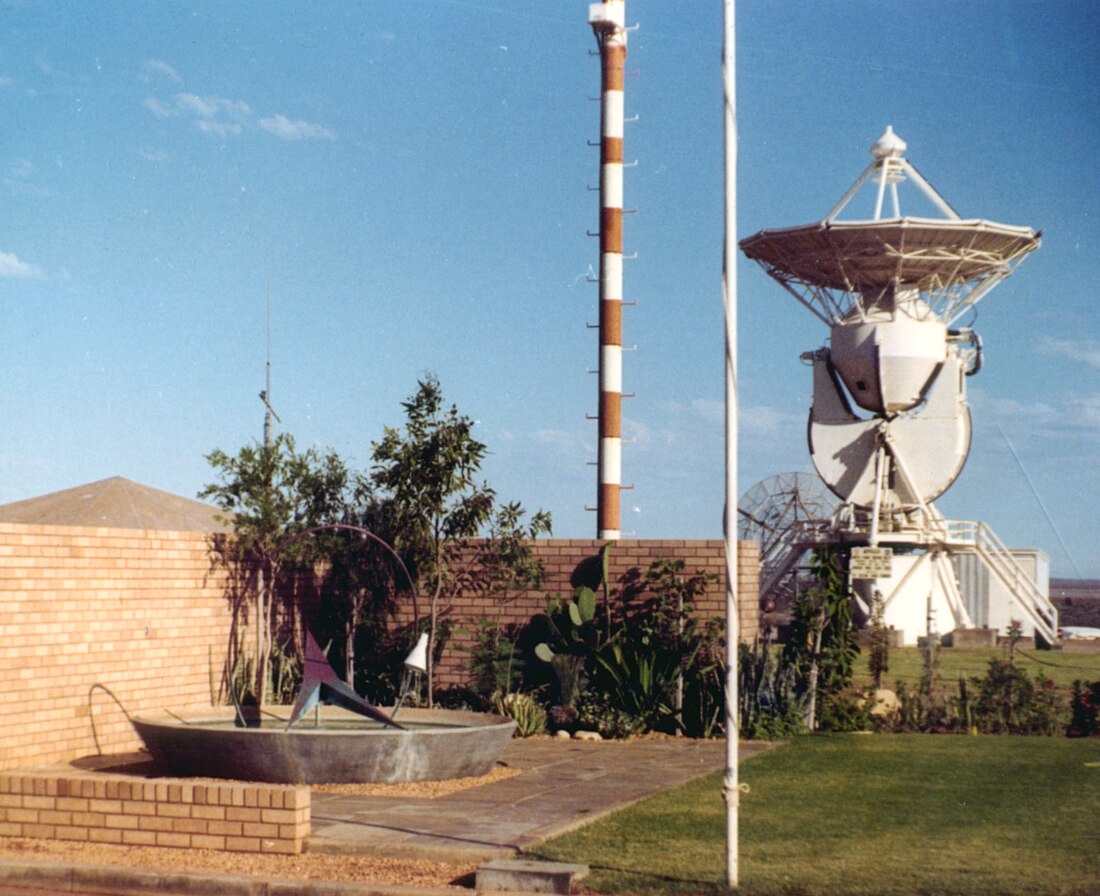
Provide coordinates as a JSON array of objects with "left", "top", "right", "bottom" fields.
[
  {"left": 0, "top": 836, "right": 475, "bottom": 889},
  {"left": 0, "top": 766, "right": 520, "bottom": 889}
]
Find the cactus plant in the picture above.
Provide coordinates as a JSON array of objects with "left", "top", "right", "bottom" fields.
[
  {"left": 492, "top": 691, "right": 548, "bottom": 737},
  {"left": 535, "top": 586, "right": 603, "bottom": 709}
]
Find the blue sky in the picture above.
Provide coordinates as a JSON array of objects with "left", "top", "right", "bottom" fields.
[{"left": 1, "top": 1, "right": 1097, "bottom": 577}]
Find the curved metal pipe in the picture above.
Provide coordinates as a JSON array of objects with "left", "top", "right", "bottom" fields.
[{"left": 277, "top": 523, "right": 419, "bottom": 625}]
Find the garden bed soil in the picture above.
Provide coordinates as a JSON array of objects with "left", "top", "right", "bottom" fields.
[{"left": 0, "top": 836, "right": 475, "bottom": 889}]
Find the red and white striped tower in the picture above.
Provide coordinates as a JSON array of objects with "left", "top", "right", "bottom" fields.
[{"left": 589, "top": 1, "right": 627, "bottom": 540}]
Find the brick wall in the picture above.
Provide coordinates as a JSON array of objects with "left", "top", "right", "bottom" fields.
[
  {"left": 0, "top": 523, "right": 759, "bottom": 771},
  {"left": 0, "top": 522, "right": 233, "bottom": 771},
  {"left": 0, "top": 771, "right": 308, "bottom": 854},
  {"left": 397, "top": 539, "right": 760, "bottom": 687},
  {"left": 0, "top": 523, "right": 758, "bottom": 857}
]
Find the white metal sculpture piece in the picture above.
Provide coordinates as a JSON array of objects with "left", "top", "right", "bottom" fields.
[{"left": 740, "top": 128, "right": 1058, "bottom": 645}]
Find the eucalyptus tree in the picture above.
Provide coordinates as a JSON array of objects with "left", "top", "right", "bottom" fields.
[
  {"left": 369, "top": 376, "right": 498, "bottom": 705},
  {"left": 322, "top": 482, "right": 412, "bottom": 691},
  {"left": 201, "top": 432, "right": 349, "bottom": 705}
]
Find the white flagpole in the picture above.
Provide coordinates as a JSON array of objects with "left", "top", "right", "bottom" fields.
[{"left": 721, "top": 0, "right": 740, "bottom": 888}]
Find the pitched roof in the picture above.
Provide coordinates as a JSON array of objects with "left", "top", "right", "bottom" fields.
[{"left": 0, "top": 477, "right": 231, "bottom": 532}]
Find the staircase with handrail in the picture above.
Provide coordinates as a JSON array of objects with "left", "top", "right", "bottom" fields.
[
  {"left": 753, "top": 513, "right": 1058, "bottom": 646},
  {"left": 944, "top": 519, "right": 1059, "bottom": 646}
]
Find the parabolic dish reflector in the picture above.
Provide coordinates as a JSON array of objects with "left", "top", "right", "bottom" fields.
[
  {"left": 740, "top": 217, "right": 1039, "bottom": 325},
  {"left": 740, "top": 218, "right": 1038, "bottom": 292}
]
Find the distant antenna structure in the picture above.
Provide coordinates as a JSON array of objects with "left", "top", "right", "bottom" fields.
[
  {"left": 739, "top": 127, "right": 1059, "bottom": 646},
  {"left": 260, "top": 282, "right": 281, "bottom": 447}
]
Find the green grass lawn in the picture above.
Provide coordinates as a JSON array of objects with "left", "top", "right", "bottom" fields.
[
  {"left": 853, "top": 646, "right": 1100, "bottom": 697},
  {"left": 531, "top": 734, "right": 1100, "bottom": 896}
]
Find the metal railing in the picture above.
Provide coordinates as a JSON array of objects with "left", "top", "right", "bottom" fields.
[
  {"left": 942, "top": 520, "right": 1058, "bottom": 645},
  {"left": 755, "top": 513, "right": 1058, "bottom": 646}
]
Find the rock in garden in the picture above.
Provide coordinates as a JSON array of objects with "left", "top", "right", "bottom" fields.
[{"left": 869, "top": 688, "right": 899, "bottom": 717}]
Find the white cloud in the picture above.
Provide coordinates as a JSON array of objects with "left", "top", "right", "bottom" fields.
[
  {"left": 5, "top": 160, "right": 49, "bottom": 198},
  {"left": 259, "top": 114, "right": 336, "bottom": 142},
  {"left": 194, "top": 119, "right": 243, "bottom": 139},
  {"left": 741, "top": 403, "right": 804, "bottom": 436},
  {"left": 143, "top": 59, "right": 182, "bottom": 84},
  {"left": 969, "top": 386, "right": 1100, "bottom": 437},
  {"left": 0, "top": 251, "right": 43, "bottom": 279},
  {"left": 143, "top": 96, "right": 173, "bottom": 119},
  {"left": 534, "top": 428, "right": 587, "bottom": 455},
  {"left": 176, "top": 93, "right": 251, "bottom": 121},
  {"left": 143, "top": 91, "right": 333, "bottom": 144},
  {"left": 622, "top": 415, "right": 653, "bottom": 446},
  {"left": 143, "top": 93, "right": 252, "bottom": 138},
  {"left": 969, "top": 388, "right": 1061, "bottom": 429},
  {"left": 689, "top": 398, "right": 724, "bottom": 423},
  {"left": 1063, "top": 393, "right": 1100, "bottom": 430},
  {"left": 1042, "top": 336, "right": 1100, "bottom": 371},
  {"left": 667, "top": 396, "right": 804, "bottom": 437}
]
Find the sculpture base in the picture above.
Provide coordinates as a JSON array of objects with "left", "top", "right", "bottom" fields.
[{"left": 131, "top": 707, "right": 516, "bottom": 784}]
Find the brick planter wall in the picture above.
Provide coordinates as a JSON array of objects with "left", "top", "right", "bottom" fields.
[
  {"left": 0, "top": 522, "right": 759, "bottom": 858},
  {"left": 0, "top": 771, "right": 309, "bottom": 855}
]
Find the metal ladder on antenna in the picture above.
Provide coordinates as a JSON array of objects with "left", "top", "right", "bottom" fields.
[{"left": 947, "top": 520, "right": 1059, "bottom": 646}]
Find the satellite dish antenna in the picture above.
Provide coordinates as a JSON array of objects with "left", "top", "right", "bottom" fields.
[
  {"left": 738, "top": 472, "right": 837, "bottom": 610},
  {"left": 738, "top": 472, "right": 836, "bottom": 563},
  {"left": 740, "top": 128, "right": 1058, "bottom": 646},
  {"left": 741, "top": 126, "right": 1039, "bottom": 525}
]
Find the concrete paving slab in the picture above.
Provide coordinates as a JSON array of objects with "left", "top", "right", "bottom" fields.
[
  {"left": 477, "top": 858, "right": 589, "bottom": 894},
  {"left": 307, "top": 737, "right": 772, "bottom": 863}
]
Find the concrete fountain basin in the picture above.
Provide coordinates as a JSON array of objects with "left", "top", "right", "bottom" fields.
[{"left": 131, "top": 706, "right": 516, "bottom": 784}]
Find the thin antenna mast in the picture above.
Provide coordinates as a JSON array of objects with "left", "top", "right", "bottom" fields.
[
  {"left": 722, "top": 0, "right": 740, "bottom": 888},
  {"left": 260, "top": 281, "right": 281, "bottom": 447}
]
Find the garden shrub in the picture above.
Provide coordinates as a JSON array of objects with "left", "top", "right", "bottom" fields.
[
  {"left": 493, "top": 691, "right": 548, "bottom": 737},
  {"left": 576, "top": 690, "right": 647, "bottom": 739},
  {"left": 528, "top": 556, "right": 723, "bottom": 738},
  {"left": 680, "top": 618, "right": 726, "bottom": 738},
  {"left": 432, "top": 684, "right": 486, "bottom": 712},
  {"left": 1067, "top": 679, "right": 1100, "bottom": 737},
  {"left": 738, "top": 640, "right": 805, "bottom": 739},
  {"left": 465, "top": 617, "right": 528, "bottom": 700},
  {"left": 816, "top": 689, "right": 872, "bottom": 732},
  {"left": 591, "top": 637, "right": 681, "bottom": 733},
  {"left": 784, "top": 548, "right": 860, "bottom": 730},
  {"left": 971, "top": 658, "right": 1062, "bottom": 735},
  {"left": 534, "top": 587, "right": 603, "bottom": 713}
]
